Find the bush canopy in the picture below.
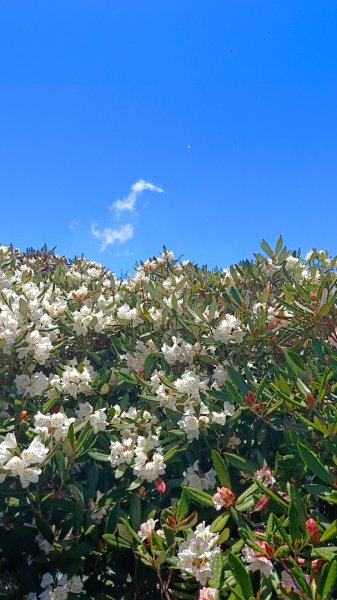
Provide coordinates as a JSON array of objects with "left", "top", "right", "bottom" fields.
[{"left": 1, "top": 239, "right": 337, "bottom": 600}]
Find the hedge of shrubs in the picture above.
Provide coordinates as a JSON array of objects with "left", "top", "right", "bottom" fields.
[{"left": 1, "top": 239, "right": 337, "bottom": 600}]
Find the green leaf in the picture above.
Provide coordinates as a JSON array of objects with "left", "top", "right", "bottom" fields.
[
  {"left": 226, "top": 367, "right": 249, "bottom": 396},
  {"left": 228, "top": 553, "right": 254, "bottom": 600},
  {"left": 211, "top": 450, "right": 231, "bottom": 487},
  {"left": 297, "top": 442, "right": 334, "bottom": 485},
  {"left": 88, "top": 451, "right": 110, "bottom": 462},
  {"left": 287, "top": 559, "right": 312, "bottom": 598},
  {"left": 54, "top": 450, "right": 66, "bottom": 482},
  {"left": 255, "top": 480, "right": 289, "bottom": 510},
  {"left": 210, "top": 513, "right": 230, "bottom": 533},
  {"left": 230, "top": 287, "right": 243, "bottom": 307},
  {"left": 260, "top": 239, "right": 274, "bottom": 258},
  {"left": 225, "top": 453, "right": 257, "bottom": 475},
  {"left": 103, "top": 533, "right": 131, "bottom": 549},
  {"left": 288, "top": 502, "right": 300, "bottom": 546},
  {"left": 275, "top": 235, "right": 283, "bottom": 255},
  {"left": 287, "top": 484, "right": 306, "bottom": 531},
  {"left": 225, "top": 381, "right": 245, "bottom": 406},
  {"left": 105, "top": 504, "right": 118, "bottom": 534},
  {"left": 313, "top": 547, "right": 337, "bottom": 561},
  {"left": 163, "top": 443, "right": 183, "bottom": 462},
  {"left": 34, "top": 513, "right": 55, "bottom": 546},
  {"left": 119, "top": 518, "right": 141, "bottom": 543},
  {"left": 182, "top": 486, "right": 214, "bottom": 507},
  {"left": 320, "top": 519, "right": 337, "bottom": 543},
  {"left": 272, "top": 514, "right": 291, "bottom": 547},
  {"left": 322, "top": 561, "right": 337, "bottom": 599},
  {"left": 211, "top": 553, "right": 224, "bottom": 588},
  {"left": 217, "top": 527, "right": 230, "bottom": 545},
  {"left": 284, "top": 350, "right": 305, "bottom": 376},
  {"left": 176, "top": 491, "right": 190, "bottom": 521},
  {"left": 143, "top": 353, "right": 156, "bottom": 380},
  {"left": 130, "top": 494, "right": 141, "bottom": 532}
]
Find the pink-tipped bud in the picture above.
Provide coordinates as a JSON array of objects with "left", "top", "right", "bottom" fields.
[
  {"left": 212, "top": 487, "right": 235, "bottom": 510},
  {"left": 252, "top": 494, "right": 271, "bottom": 512},
  {"left": 311, "top": 559, "right": 326, "bottom": 571},
  {"left": 306, "top": 517, "right": 320, "bottom": 544},
  {"left": 154, "top": 477, "right": 166, "bottom": 493}
]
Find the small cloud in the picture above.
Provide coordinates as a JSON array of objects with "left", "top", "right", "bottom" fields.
[
  {"left": 111, "top": 179, "right": 164, "bottom": 214},
  {"left": 91, "top": 223, "right": 134, "bottom": 251},
  {"left": 69, "top": 219, "right": 80, "bottom": 230}
]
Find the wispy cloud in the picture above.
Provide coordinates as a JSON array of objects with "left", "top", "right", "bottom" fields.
[
  {"left": 91, "top": 223, "right": 134, "bottom": 250},
  {"left": 69, "top": 219, "right": 80, "bottom": 230},
  {"left": 111, "top": 179, "right": 164, "bottom": 214}
]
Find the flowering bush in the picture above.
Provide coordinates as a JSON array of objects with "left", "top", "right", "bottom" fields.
[{"left": 1, "top": 239, "right": 337, "bottom": 599}]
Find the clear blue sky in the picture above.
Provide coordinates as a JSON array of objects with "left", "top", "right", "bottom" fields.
[{"left": 1, "top": 1, "right": 337, "bottom": 273}]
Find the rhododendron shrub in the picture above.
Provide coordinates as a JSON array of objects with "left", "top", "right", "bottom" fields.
[{"left": 1, "top": 239, "right": 337, "bottom": 599}]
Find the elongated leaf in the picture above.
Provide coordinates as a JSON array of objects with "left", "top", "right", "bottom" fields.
[
  {"left": 322, "top": 560, "right": 337, "bottom": 599},
  {"left": 130, "top": 494, "right": 141, "bottom": 531},
  {"left": 226, "top": 367, "right": 249, "bottom": 396},
  {"left": 176, "top": 491, "right": 190, "bottom": 521},
  {"left": 297, "top": 442, "right": 334, "bottom": 485},
  {"left": 225, "top": 381, "right": 245, "bottom": 406},
  {"left": 103, "top": 533, "right": 131, "bottom": 549},
  {"left": 225, "top": 453, "right": 257, "bottom": 475},
  {"left": 182, "top": 486, "right": 214, "bottom": 507},
  {"left": 288, "top": 502, "right": 300, "bottom": 546},
  {"left": 210, "top": 513, "right": 230, "bottom": 533},
  {"left": 35, "top": 513, "right": 55, "bottom": 546},
  {"left": 228, "top": 553, "right": 254, "bottom": 599},
  {"left": 272, "top": 514, "right": 291, "bottom": 547},
  {"left": 320, "top": 519, "right": 337, "bottom": 543},
  {"left": 212, "top": 450, "right": 231, "bottom": 487},
  {"left": 211, "top": 553, "right": 224, "bottom": 588}
]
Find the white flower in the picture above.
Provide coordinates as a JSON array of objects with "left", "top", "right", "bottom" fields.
[
  {"left": 121, "top": 339, "right": 155, "bottom": 373},
  {"left": 254, "top": 466, "right": 276, "bottom": 487},
  {"left": 15, "top": 371, "right": 48, "bottom": 398},
  {"left": 76, "top": 403, "right": 108, "bottom": 433},
  {"left": 49, "top": 361, "right": 95, "bottom": 398},
  {"left": 161, "top": 336, "right": 194, "bottom": 365},
  {"left": 242, "top": 545, "right": 273, "bottom": 578},
  {"left": 117, "top": 303, "right": 142, "bottom": 325},
  {"left": 37, "top": 572, "right": 83, "bottom": 599},
  {"left": 183, "top": 461, "right": 216, "bottom": 491},
  {"left": 175, "top": 371, "right": 208, "bottom": 398},
  {"left": 211, "top": 401, "right": 235, "bottom": 425},
  {"left": 33, "top": 411, "right": 75, "bottom": 441},
  {"left": 138, "top": 518, "right": 159, "bottom": 541},
  {"left": 212, "top": 364, "right": 229, "bottom": 387},
  {"left": 3, "top": 437, "right": 48, "bottom": 488},
  {"left": 110, "top": 437, "right": 135, "bottom": 467},
  {"left": 213, "top": 314, "right": 245, "bottom": 344},
  {"left": 177, "top": 522, "right": 220, "bottom": 586},
  {"left": 178, "top": 408, "right": 200, "bottom": 441}
]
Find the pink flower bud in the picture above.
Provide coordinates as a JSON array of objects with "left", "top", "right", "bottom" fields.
[
  {"left": 311, "top": 559, "right": 325, "bottom": 571},
  {"left": 212, "top": 487, "right": 235, "bottom": 510},
  {"left": 154, "top": 476, "right": 166, "bottom": 493},
  {"left": 306, "top": 517, "right": 320, "bottom": 544},
  {"left": 252, "top": 494, "right": 271, "bottom": 512}
]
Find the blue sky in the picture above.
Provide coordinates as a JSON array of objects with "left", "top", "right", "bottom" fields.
[{"left": 1, "top": 1, "right": 337, "bottom": 273}]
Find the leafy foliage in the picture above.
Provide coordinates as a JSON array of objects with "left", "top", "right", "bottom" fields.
[{"left": 0, "top": 239, "right": 337, "bottom": 599}]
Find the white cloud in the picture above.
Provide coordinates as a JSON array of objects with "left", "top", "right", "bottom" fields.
[
  {"left": 69, "top": 219, "right": 79, "bottom": 230},
  {"left": 111, "top": 179, "right": 164, "bottom": 214},
  {"left": 91, "top": 223, "right": 134, "bottom": 251}
]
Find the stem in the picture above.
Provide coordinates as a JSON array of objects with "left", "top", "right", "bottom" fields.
[{"left": 156, "top": 569, "right": 172, "bottom": 600}]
